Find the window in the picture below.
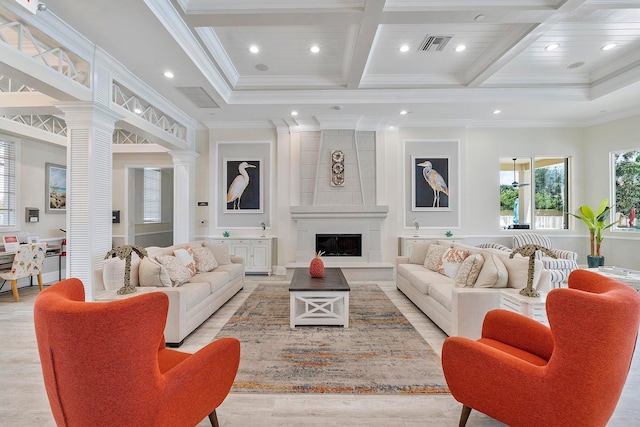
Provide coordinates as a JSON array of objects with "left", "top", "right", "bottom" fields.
[
  {"left": 143, "top": 168, "right": 161, "bottom": 223},
  {"left": 499, "top": 157, "right": 568, "bottom": 230},
  {"left": 0, "top": 137, "right": 17, "bottom": 229},
  {"left": 612, "top": 150, "right": 640, "bottom": 231}
]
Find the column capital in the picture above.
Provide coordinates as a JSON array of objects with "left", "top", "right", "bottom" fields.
[
  {"left": 169, "top": 149, "right": 199, "bottom": 164},
  {"left": 55, "top": 101, "right": 123, "bottom": 125}
]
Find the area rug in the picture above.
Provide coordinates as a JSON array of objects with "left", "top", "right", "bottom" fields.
[{"left": 213, "top": 283, "right": 450, "bottom": 394}]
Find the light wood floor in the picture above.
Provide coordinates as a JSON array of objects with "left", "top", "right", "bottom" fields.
[{"left": 1, "top": 277, "right": 638, "bottom": 426}]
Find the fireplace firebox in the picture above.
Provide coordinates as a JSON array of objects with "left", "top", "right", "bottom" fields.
[{"left": 315, "top": 234, "right": 362, "bottom": 257}]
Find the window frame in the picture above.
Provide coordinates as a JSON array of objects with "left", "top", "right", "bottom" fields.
[
  {"left": 142, "top": 168, "right": 162, "bottom": 224},
  {"left": 611, "top": 149, "right": 640, "bottom": 233},
  {"left": 0, "top": 135, "right": 19, "bottom": 232}
]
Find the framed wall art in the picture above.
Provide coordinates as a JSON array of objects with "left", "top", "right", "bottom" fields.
[
  {"left": 45, "top": 163, "right": 66, "bottom": 214},
  {"left": 223, "top": 158, "right": 263, "bottom": 213},
  {"left": 412, "top": 156, "right": 451, "bottom": 211}
]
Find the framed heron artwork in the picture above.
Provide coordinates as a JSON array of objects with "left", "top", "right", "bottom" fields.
[
  {"left": 412, "top": 156, "right": 451, "bottom": 211},
  {"left": 223, "top": 158, "right": 263, "bottom": 213}
]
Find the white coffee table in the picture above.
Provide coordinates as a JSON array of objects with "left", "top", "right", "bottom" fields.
[{"left": 288, "top": 268, "right": 350, "bottom": 329}]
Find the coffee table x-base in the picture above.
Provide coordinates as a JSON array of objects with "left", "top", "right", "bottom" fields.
[{"left": 289, "top": 268, "right": 350, "bottom": 329}]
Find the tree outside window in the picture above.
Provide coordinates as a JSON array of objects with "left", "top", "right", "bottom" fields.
[{"left": 613, "top": 150, "right": 640, "bottom": 231}]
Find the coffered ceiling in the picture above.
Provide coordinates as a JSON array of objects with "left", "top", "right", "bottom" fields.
[{"left": 22, "top": 0, "right": 640, "bottom": 127}]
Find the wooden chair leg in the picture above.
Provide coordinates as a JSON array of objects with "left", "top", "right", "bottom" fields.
[
  {"left": 10, "top": 279, "right": 19, "bottom": 302},
  {"left": 37, "top": 274, "right": 44, "bottom": 291},
  {"left": 459, "top": 405, "right": 472, "bottom": 427},
  {"left": 208, "top": 410, "right": 220, "bottom": 427}
]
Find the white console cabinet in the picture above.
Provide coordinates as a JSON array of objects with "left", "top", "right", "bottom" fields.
[
  {"left": 210, "top": 237, "right": 277, "bottom": 275},
  {"left": 398, "top": 236, "right": 460, "bottom": 257}
]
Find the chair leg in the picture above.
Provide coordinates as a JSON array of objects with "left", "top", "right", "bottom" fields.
[
  {"left": 459, "top": 405, "right": 472, "bottom": 427},
  {"left": 208, "top": 410, "right": 220, "bottom": 427},
  {"left": 37, "top": 274, "right": 44, "bottom": 291},
  {"left": 10, "top": 279, "right": 19, "bottom": 302}
]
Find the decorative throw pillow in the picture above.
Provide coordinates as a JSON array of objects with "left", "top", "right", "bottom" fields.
[
  {"left": 475, "top": 253, "right": 509, "bottom": 288},
  {"left": 173, "top": 247, "right": 197, "bottom": 276},
  {"left": 437, "top": 248, "right": 470, "bottom": 278},
  {"left": 191, "top": 246, "right": 218, "bottom": 272},
  {"left": 156, "top": 255, "right": 192, "bottom": 286},
  {"left": 138, "top": 256, "right": 172, "bottom": 287},
  {"left": 102, "top": 253, "right": 141, "bottom": 291},
  {"left": 409, "top": 242, "right": 430, "bottom": 265},
  {"left": 455, "top": 254, "right": 485, "bottom": 287},
  {"left": 204, "top": 243, "right": 232, "bottom": 265},
  {"left": 424, "top": 244, "right": 449, "bottom": 271}
]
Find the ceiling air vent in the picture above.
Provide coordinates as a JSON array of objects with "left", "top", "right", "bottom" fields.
[
  {"left": 419, "top": 35, "right": 453, "bottom": 52},
  {"left": 176, "top": 87, "right": 219, "bottom": 108}
]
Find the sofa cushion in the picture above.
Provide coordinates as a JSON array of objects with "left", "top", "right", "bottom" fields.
[
  {"left": 397, "top": 263, "right": 427, "bottom": 280},
  {"left": 191, "top": 271, "right": 232, "bottom": 294},
  {"left": 437, "top": 248, "right": 470, "bottom": 278},
  {"left": 428, "top": 282, "right": 453, "bottom": 312},
  {"left": 138, "top": 256, "right": 172, "bottom": 287},
  {"left": 173, "top": 247, "right": 197, "bottom": 276},
  {"left": 409, "top": 242, "right": 430, "bottom": 264},
  {"left": 424, "top": 244, "right": 449, "bottom": 271},
  {"left": 191, "top": 246, "right": 218, "bottom": 272},
  {"left": 475, "top": 253, "right": 508, "bottom": 288},
  {"left": 407, "top": 269, "right": 455, "bottom": 294},
  {"left": 181, "top": 282, "right": 212, "bottom": 311},
  {"left": 455, "top": 253, "right": 485, "bottom": 287},
  {"left": 156, "top": 255, "right": 193, "bottom": 286},
  {"left": 203, "top": 242, "right": 232, "bottom": 265},
  {"left": 102, "top": 253, "right": 141, "bottom": 291},
  {"left": 214, "top": 262, "right": 244, "bottom": 280}
]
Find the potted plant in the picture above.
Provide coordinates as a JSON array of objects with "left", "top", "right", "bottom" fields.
[{"left": 568, "top": 199, "right": 617, "bottom": 268}]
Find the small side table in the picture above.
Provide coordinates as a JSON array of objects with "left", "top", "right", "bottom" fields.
[
  {"left": 94, "top": 287, "right": 159, "bottom": 301},
  {"left": 499, "top": 288, "right": 548, "bottom": 325}
]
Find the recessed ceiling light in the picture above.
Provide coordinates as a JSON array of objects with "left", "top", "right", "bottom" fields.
[
  {"left": 163, "top": 71, "right": 174, "bottom": 79},
  {"left": 602, "top": 43, "right": 617, "bottom": 51},
  {"left": 400, "top": 110, "right": 408, "bottom": 115},
  {"left": 493, "top": 109, "right": 501, "bottom": 115},
  {"left": 455, "top": 45, "right": 466, "bottom": 52},
  {"left": 249, "top": 45, "right": 260, "bottom": 53},
  {"left": 567, "top": 61, "right": 585, "bottom": 69},
  {"left": 475, "top": 14, "right": 486, "bottom": 22},
  {"left": 399, "top": 45, "right": 410, "bottom": 53},
  {"left": 291, "top": 111, "right": 298, "bottom": 116},
  {"left": 310, "top": 45, "right": 320, "bottom": 53},
  {"left": 133, "top": 108, "right": 142, "bottom": 114},
  {"left": 545, "top": 43, "right": 560, "bottom": 51},
  {"left": 388, "top": 126, "right": 396, "bottom": 130}
]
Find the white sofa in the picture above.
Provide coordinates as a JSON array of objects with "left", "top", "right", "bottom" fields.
[
  {"left": 396, "top": 240, "right": 551, "bottom": 340},
  {"left": 96, "top": 240, "right": 244, "bottom": 347}
]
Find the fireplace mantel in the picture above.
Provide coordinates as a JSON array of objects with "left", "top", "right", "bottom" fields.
[{"left": 290, "top": 205, "right": 389, "bottom": 219}]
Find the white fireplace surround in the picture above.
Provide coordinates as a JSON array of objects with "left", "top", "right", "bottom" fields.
[{"left": 290, "top": 205, "right": 389, "bottom": 263}]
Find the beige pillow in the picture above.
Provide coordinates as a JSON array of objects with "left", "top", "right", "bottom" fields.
[
  {"left": 475, "top": 253, "right": 508, "bottom": 288},
  {"left": 138, "top": 256, "right": 172, "bottom": 287},
  {"left": 192, "top": 246, "right": 218, "bottom": 272},
  {"left": 409, "top": 242, "right": 430, "bottom": 265},
  {"left": 204, "top": 243, "right": 232, "bottom": 265},
  {"left": 173, "top": 247, "right": 197, "bottom": 276},
  {"left": 156, "top": 255, "right": 192, "bottom": 286},
  {"left": 102, "top": 253, "right": 141, "bottom": 291},
  {"left": 503, "top": 255, "right": 543, "bottom": 289},
  {"left": 437, "top": 248, "right": 470, "bottom": 278},
  {"left": 424, "top": 244, "right": 449, "bottom": 271},
  {"left": 455, "top": 254, "right": 485, "bottom": 287}
]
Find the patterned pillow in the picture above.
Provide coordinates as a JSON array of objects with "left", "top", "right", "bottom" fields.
[
  {"left": 424, "top": 244, "right": 449, "bottom": 271},
  {"left": 191, "top": 246, "right": 218, "bottom": 272},
  {"left": 455, "top": 254, "right": 485, "bottom": 287},
  {"left": 437, "top": 248, "right": 470, "bottom": 278},
  {"left": 156, "top": 255, "right": 192, "bottom": 286},
  {"left": 173, "top": 247, "right": 197, "bottom": 276}
]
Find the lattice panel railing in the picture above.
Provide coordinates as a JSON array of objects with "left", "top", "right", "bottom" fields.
[
  {"left": 113, "top": 129, "right": 150, "bottom": 145},
  {"left": 112, "top": 82, "right": 187, "bottom": 141},
  {"left": 0, "top": 18, "right": 89, "bottom": 87},
  {"left": 0, "top": 75, "right": 35, "bottom": 93},
  {"left": 2, "top": 114, "right": 68, "bottom": 136}
]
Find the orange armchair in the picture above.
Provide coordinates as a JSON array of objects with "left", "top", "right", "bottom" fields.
[
  {"left": 442, "top": 269, "right": 640, "bottom": 427},
  {"left": 34, "top": 278, "right": 240, "bottom": 427}
]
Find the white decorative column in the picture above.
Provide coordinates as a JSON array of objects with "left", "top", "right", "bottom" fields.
[
  {"left": 56, "top": 102, "right": 122, "bottom": 301},
  {"left": 169, "top": 150, "right": 199, "bottom": 243}
]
